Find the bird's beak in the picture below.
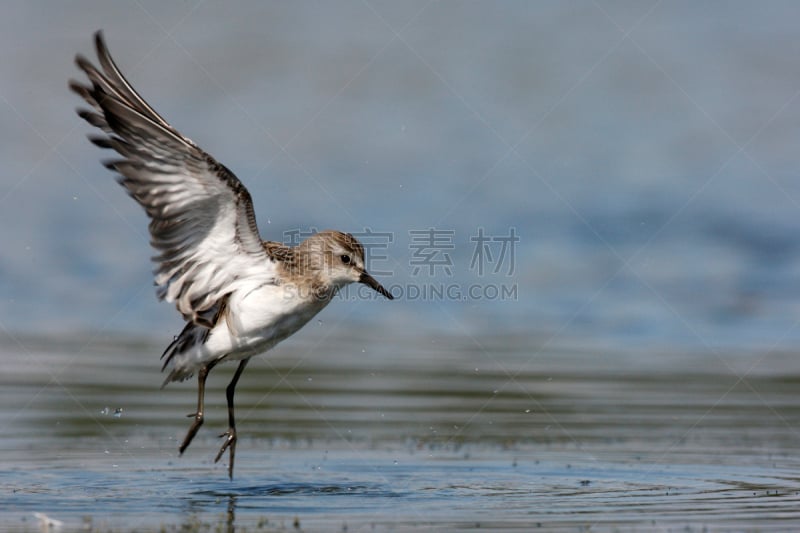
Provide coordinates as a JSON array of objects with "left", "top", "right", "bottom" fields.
[{"left": 359, "top": 271, "right": 394, "bottom": 299}]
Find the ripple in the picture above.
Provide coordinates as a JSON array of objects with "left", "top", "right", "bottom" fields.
[{"left": 197, "top": 482, "right": 400, "bottom": 498}]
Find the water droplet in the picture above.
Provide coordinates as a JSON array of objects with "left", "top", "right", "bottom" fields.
[
  {"left": 361, "top": 348, "right": 366, "bottom": 353},
  {"left": 525, "top": 409, "right": 531, "bottom": 413},
  {"left": 307, "top": 377, "right": 313, "bottom": 382},
  {"left": 393, "top": 460, "right": 398, "bottom": 465},
  {"left": 100, "top": 407, "right": 110, "bottom": 415},
  {"left": 317, "top": 320, "right": 323, "bottom": 325}
]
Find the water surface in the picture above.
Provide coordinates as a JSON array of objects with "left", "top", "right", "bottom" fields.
[{"left": 3, "top": 333, "right": 800, "bottom": 530}]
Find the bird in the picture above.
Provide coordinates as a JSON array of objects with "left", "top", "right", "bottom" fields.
[{"left": 70, "top": 31, "right": 394, "bottom": 479}]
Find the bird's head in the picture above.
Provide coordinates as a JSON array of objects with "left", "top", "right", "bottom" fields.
[{"left": 295, "top": 230, "right": 393, "bottom": 300}]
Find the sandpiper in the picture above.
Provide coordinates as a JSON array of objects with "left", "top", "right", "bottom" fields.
[{"left": 70, "top": 31, "right": 393, "bottom": 479}]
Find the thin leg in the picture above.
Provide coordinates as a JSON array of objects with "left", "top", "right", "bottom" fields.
[
  {"left": 179, "top": 360, "right": 217, "bottom": 455},
  {"left": 215, "top": 359, "right": 249, "bottom": 480}
]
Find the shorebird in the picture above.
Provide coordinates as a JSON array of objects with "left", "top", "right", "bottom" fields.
[{"left": 70, "top": 31, "right": 393, "bottom": 479}]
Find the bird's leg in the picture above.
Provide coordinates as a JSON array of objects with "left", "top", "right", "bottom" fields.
[
  {"left": 179, "top": 360, "right": 217, "bottom": 455},
  {"left": 215, "top": 359, "right": 249, "bottom": 479}
]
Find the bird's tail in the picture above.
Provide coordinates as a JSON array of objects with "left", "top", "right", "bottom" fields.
[{"left": 160, "top": 321, "right": 211, "bottom": 387}]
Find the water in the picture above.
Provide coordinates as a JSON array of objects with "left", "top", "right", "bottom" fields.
[{"left": 3, "top": 333, "right": 800, "bottom": 530}]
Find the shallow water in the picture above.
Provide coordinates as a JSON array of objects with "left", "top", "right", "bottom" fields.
[{"left": 3, "top": 332, "right": 800, "bottom": 531}]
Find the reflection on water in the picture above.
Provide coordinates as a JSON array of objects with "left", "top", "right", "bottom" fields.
[{"left": 2, "top": 331, "right": 800, "bottom": 530}]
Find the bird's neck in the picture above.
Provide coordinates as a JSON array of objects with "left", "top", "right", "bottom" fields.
[{"left": 276, "top": 258, "right": 335, "bottom": 304}]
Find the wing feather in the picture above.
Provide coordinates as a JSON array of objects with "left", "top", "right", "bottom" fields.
[{"left": 71, "top": 31, "right": 275, "bottom": 327}]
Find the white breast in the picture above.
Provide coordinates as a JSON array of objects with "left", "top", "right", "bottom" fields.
[{"left": 206, "top": 281, "right": 330, "bottom": 360}]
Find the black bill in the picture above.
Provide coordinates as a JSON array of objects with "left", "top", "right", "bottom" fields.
[{"left": 359, "top": 271, "right": 394, "bottom": 299}]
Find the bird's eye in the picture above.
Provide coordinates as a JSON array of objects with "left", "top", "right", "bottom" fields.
[{"left": 340, "top": 254, "right": 351, "bottom": 264}]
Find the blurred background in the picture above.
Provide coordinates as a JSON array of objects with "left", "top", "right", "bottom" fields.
[
  {"left": 4, "top": 2, "right": 800, "bottom": 528},
  {"left": 2, "top": 1, "right": 800, "bottom": 356}
]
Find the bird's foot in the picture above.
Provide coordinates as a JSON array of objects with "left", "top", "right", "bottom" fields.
[
  {"left": 178, "top": 412, "right": 204, "bottom": 455},
  {"left": 215, "top": 428, "right": 237, "bottom": 480}
]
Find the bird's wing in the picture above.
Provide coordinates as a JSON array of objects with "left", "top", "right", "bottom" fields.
[{"left": 71, "top": 31, "right": 276, "bottom": 328}]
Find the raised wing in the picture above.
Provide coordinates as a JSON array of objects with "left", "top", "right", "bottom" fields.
[{"left": 70, "top": 31, "right": 275, "bottom": 327}]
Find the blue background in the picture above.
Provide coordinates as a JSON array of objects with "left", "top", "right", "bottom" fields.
[{"left": 1, "top": 1, "right": 799, "bottom": 355}]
